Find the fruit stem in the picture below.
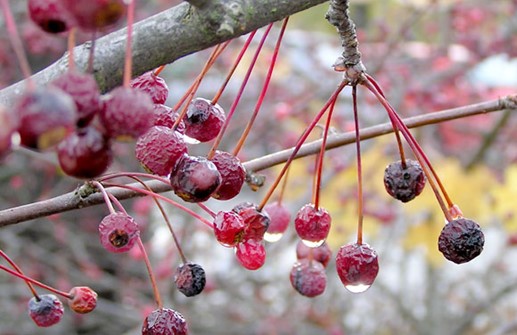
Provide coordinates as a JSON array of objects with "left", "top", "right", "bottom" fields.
[
  {"left": 123, "top": 0, "right": 136, "bottom": 88},
  {"left": 102, "top": 182, "right": 214, "bottom": 228},
  {"left": 232, "top": 18, "right": 289, "bottom": 156},
  {"left": 258, "top": 80, "right": 348, "bottom": 211},
  {"left": 207, "top": 23, "right": 274, "bottom": 160},
  {"left": 136, "top": 237, "right": 163, "bottom": 309},
  {"left": 90, "top": 181, "right": 116, "bottom": 214},
  {"left": 197, "top": 202, "right": 216, "bottom": 218},
  {"left": 153, "top": 65, "right": 166, "bottom": 76},
  {"left": 277, "top": 165, "right": 291, "bottom": 205},
  {"left": 107, "top": 193, "right": 128, "bottom": 215},
  {"left": 211, "top": 30, "right": 258, "bottom": 105},
  {"left": 0, "top": 249, "right": 39, "bottom": 299},
  {"left": 67, "top": 28, "right": 77, "bottom": 72},
  {"left": 0, "top": 264, "right": 73, "bottom": 300},
  {"left": 87, "top": 31, "right": 97, "bottom": 74},
  {"left": 0, "top": 0, "right": 33, "bottom": 86},
  {"left": 99, "top": 172, "right": 171, "bottom": 186},
  {"left": 313, "top": 93, "right": 338, "bottom": 211},
  {"left": 352, "top": 85, "right": 364, "bottom": 245}
]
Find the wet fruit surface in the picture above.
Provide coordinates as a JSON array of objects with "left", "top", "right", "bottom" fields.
[
  {"left": 290, "top": 259, "right": 327, "bottom": 297},
  {"left": 142, "top": 308, "right": 188, "bottom": 335},
  {"left": 335, "top": 243, "right": 379, "bottom": 293},
  {"left": 184, "top": 97, "right": 225, "bottom": 142},
  {"left": 438, "top": 217, "right": 484, "bottom": 264},
  {"left": 170, "top": 155, "right": 221, "bottom": 202},
  {"left": 294, "top": 203, "right": 331, "bottom": 246}
]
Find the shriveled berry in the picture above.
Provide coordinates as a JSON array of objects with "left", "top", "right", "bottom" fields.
[
  {"left": 290, "top": 259, "right": 327, "bottom": 297},
  {"left": 135, "top": 126, "right": 187, "bottom": 176},
  {"left": 438, "top": 217, "right": 484, "bottom": 264},
  {"left": 235, "top": 239, "right": 266, "bottom": 270},
  {"left": 210, "top": 150, "right": 246, "bottom": 200},
  {"left": 15, "top": 86, "right": 77, "bottom": 150},
  {"left": 170, "top": 155, "right": 221, "bottom": 202},
  {"left": 50, "top": 71, "right": 101, "bottom": 126},
  {"left": 131, "top": 71, "right": 169, "bottom": 105},
  {"left": 232, "top": 202, "right": 270, "bottom": 241},
  {"left": 61, "top": 0, "right": 125, "bottom": 31},
  {"left": 263, "top": 201, "right": 291, "bottom": 242},
  {"left": 28, "top": 294, "right": 64, "bottom": 327},
  {"left": 184, "top": 97, "right": 225, "bottom": 142},
  {"left": 67, "top": 286, "right": 97, "bottom": 314},
  {"left": 213, "top": 211, "right": 246, "bottom": 247},
  {"left": 294, "top": 203, "right": 331, "bottom": 247},
  {"left": 384, "top": 159, "right": 426, "bottom": 203},
  {"left": 142, "top": 308, "right": 188, "bottom": 335},
  {"left": 336, "top": 243, "right": 379, "bottom": 293},
  {"left": 28, "top": 0, "right": 74, "bottom": 34},
  {"left": 174, "top": 262, "right": 206, "bottom": 297},
  {"left": 98, "top": 212, "right": 140, "bottom": 253},
  {"left": 153, "top": 104, "right": 185, "bottom": 133},
  {"left": 57, "top": 126, "right": 113, "bottom": 179},
  {"left": 296, "top": 240, "right": 332, "bottom": 268},
  {"left": 100, "top": 87, "right": 154, "bottom": 140}
]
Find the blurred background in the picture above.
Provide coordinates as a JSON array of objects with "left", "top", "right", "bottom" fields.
[{"left": 1, "top": 0, "right": 517, "bottom": 334}]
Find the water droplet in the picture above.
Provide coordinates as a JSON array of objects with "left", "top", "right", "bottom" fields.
[
  {"left": 301, "top": 239, "right": 325, "bottom": 248},
  {"left": 264, "top": 232, "right": 283, "bottom": 243},
  {"left": 183, "top": 135, "right": 200, "bottom": 145},
  {"left": 345, "top": 283, "right": 371, "bottom": 293}
]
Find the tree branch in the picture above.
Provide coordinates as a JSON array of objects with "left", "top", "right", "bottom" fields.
[
  {"left": 0, "top": 94, "right": 514, "bottom": 227},
  {"left": 0, "top": 0, "right": 328, "bottom": 107}
]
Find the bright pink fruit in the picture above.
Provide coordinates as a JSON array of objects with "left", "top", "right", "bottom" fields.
[
  {"left": 294, "top": 204, "right": 331, "bottom": 246},
  {"left": 235, "top": 238, "right": 266, "bottom": 270},
  {"left": 290, "top": 259, "right": 327, "bottom": 297},
  {"left": 98, "top": 212, "right": 140, "bottom": 253},
  {"left": 263, "top": 201, "right": 291, "bottom": 237},
  {"left": 213, "top": 211, "right": 246, "bottom": 247},
  {"left": 335, "top": 243, "right": 379, "bottom": 293},
  {"left": 232, "top": 202, "right": 270, "bottom": 241},
  {"left": 130, "top": 71, "right": 169, "bottom": 105}
]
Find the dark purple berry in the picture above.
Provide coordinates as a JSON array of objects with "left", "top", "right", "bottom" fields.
[
  {"left": 142, "top": 308, "right": 188, "bottom": 335},
  {"left": 438, "top": 217, "right": 484, "bottom": 264},
  {"left": 170, "top": 155, "right": 221, "bottom": 203},
  {"left": 210, "top": 150, "right": 246, "bottom": 200},
  {"left": 28, "top": 294, "right": 64, "bottom": 327},
  {"left": 174, "top": 262, "right": 206, "bottom": 297},
  {"left": 184, "top": 97, "right": 225, "bottom": 142},
  {"left": 336, "top": 243, "right": 379, "bottom": 293},
  {"left": 290, "top": 259, "right": 327, "bottom": 297},
  {"left": 98, "top": 212, "right": 140, "bottom": 253},
  {"left": 384, "top": 159, "right": 426, "bottom": 203},
  {"left": 130, "top": 71, "right": 169, "bottom": 105},
  {"left": 294, "top": 203, "right": 331, "bottom": 247}
]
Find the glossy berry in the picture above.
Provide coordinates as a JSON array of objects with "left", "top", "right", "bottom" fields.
[
  {"left": 438, "top": 217, "right": 484, "bottom": 264},
  {"left": 184, "top": 97, "right": 225, "bottom": 142},
  {"left": 296, "top": 240, "right": 332, "bottom": 268},
  {"left": 142, "top": 308, "right": 188, "bottom": 335},
  {"left": 57, "top": 126, "right": 113, "bottom": 179},
  {"left": 67, "top": 286, "right": 97, "bottom": 314},
  {"left": 15, "top": 86, "right": 77, "bottom": 150},
  {"left": 263, "top": 201, "right": 291, "bottom": 242},
  {"left": 61, "top": 0, "right": 125, "bottom": 31},
  {"left": 130, "top": 71, "right": 169, "bottom": 105},
  {"left": 213, "top": 211, "right": 246, "bottom": 247},
  {"left": 235, "top": 239, "right": 266, "bottom": 270},
  {"left": 232, "top": 202, "right": 270, "bottom": 241},
  {"left": 290, "top": 259, "right": 327, "bottom": 297},
  {"left": 174, "top": 262, "right": 206, "bottom": 297},
  {"left": 336, "top": 243, "right": 379, "bottom": 293},
  {"left": 384, "top": 159, "right": 426, "bottom": 203},
  {"left": 98, "top": 212, "right": 140, "bottom": 253},
  {"left": 294, "top": 204, "right": 331, "bottom": 247},
  {"left": 153, "top": 104, "right": 186, "bottom": 134},
  {"left": 170, "top": 155, "right": 221, "bottom": 203},
  {"left": 28, "top": 294, "right": 64, "bottom": 327},
  {"left": 210, "top": 151, "right": 246, "bottom": 200},
  {"left": 135, "top": 126, "right": 187, "bottom": 176},
  {"left": 50, "top": 71, "right": 102, "bottom": 126},
  {"left": 28, "top": 0, "right": 74, "bottom": 34},
  {"left": 100, "top": 87, "right": 154, "bottom": 140}
]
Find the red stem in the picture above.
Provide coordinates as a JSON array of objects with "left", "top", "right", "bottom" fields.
[
  {"left": 123, "top": 0, "right": 136, "bottom": 87},
  {"left": 153, "top": 65, "right": 166, "bottom": 76},
  {"left": 90, "top": 181, "right": 116, "bottom": 214},
  {"left": 136, "top": 237, "right": 163, "bottom": 308},
  {"left": 68, "top": 28, "right": 77, "bottom": 72},
  {"left": 0, "top": 249, "right": 39, "bottom": 298},
  {"left": 352, "top": 86, "right": 364, "bottom": 245}
]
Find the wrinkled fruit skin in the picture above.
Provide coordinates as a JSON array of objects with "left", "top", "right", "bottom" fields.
[
  {"left": 263, "top": 201, "right": 291, "bottom": 235},
  {"left": 28, "top": 294, "right": 64, "bottom": 327},
  {"left": 98, "top": 212, "right": 140, "bottom": 253},
  {"left": 438, "top": 217, "right": 484, "bottom": 264},
  {"left": 175, "top": 262, "right": 206, "bottom": 297},
  {"left": 290, "top": 259, "right": 327, "bottom": 297},
  {"left": 384, "top": 159, "right": 426, "bottom": 203},
  {"left": 235, "top": 239, "right": 266, "bottom": 270},
  {"left": 142, "top": 308, "right": 188, "bottom": 335},
  {"left": 184, "top": 98, "right": 225, "bottom": 142},
  {"left": 213, "top": 211, "right": 246, "bottom": 247},
  {"left": 130, "top": 71, "right": 169, "bottom": 105},
  {"left": 335, "top": 243, "right": 379, "bottom": 292},
  {"left": 67, "top": 286, "right": 98, "bottom": 314},
  {"left": 232, "top": 202, "right": 270, "bottom": 241},
  {"left": 28, "top": 0, "right": 74, "bottom": 33},
  {"left": 61, "top": 0, "right": 125, "bottom": 31},
  {"left": 135, "top": 126, "right": 187, "bottom": 176},
  {"left": 296, "top": 240, "right": 332, "bottom": 268},
  {"left": 170, "top": 155, "right": 221, "bottom": 203},
  {"left": 153, "top": 104, "right": 186, "bottom": 134},
  {"left": 210, "top": 151, "right": 246, "bottom": 200},
  {"left": 294, "top": 204, "right": 331, "bottom": 245}
]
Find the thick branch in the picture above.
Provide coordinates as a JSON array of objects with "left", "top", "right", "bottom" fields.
[
  {"left": 0, "top": 0, "right": 328, "bottom": 107},
  {"left": 0, "top": 95, "right": 514, "bottom": 227}
]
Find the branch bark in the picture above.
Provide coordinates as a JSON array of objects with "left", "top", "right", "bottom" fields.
[
  {"left": 0, "top": 0, "right": 328, "bottom": 107},
  {"left": 0, "top": 94, "right": 514, "bottom": 227}
]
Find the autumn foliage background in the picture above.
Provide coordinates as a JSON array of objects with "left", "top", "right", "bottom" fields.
[{"left": 1, "top": 0, "right": 517, "bottom": 334}]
